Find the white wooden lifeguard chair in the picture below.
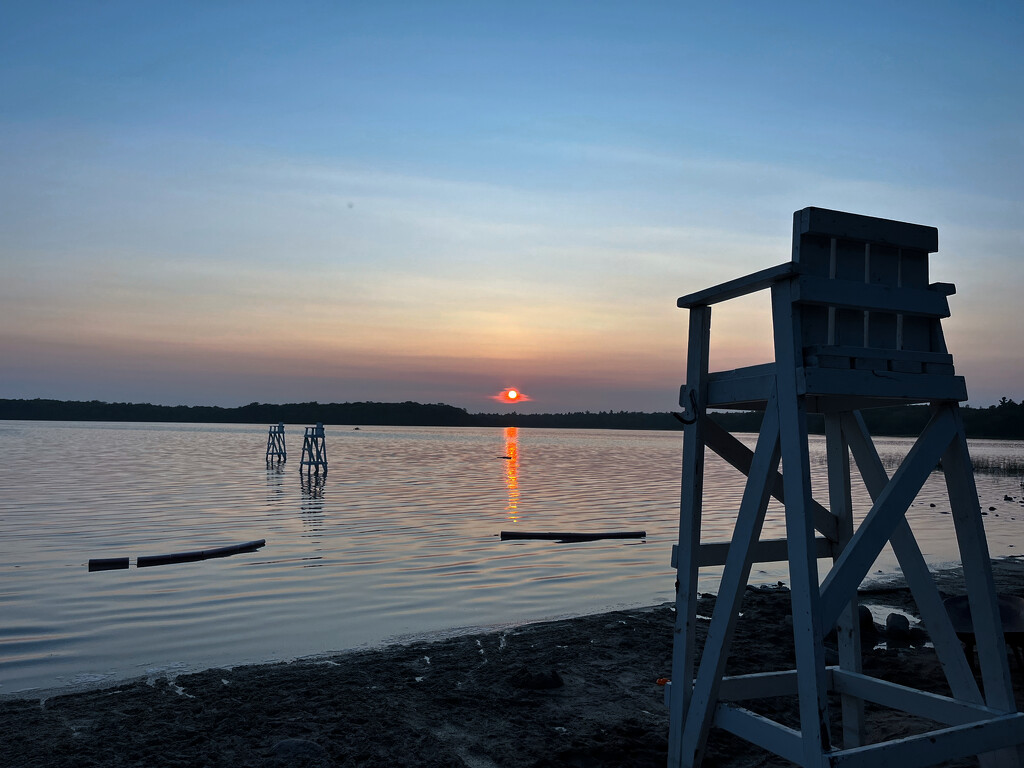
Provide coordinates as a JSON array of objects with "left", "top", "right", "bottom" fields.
[
  {"left": 300, "top": 423, "right": 328, "bottom": 473},
  {"left": 266, "top": 422, "right": 287, "bottom": 462},
  {"left": 667, "top": 207, "right": 1024, "bottom": 768}
]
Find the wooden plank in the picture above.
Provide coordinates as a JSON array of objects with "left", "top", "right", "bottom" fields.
[
  {"left": 929, "top": 314, "right": 951, "bottom": 355},
  {"left": 792, "top": 220, "right": 832, "bottom": 276},
  {"left": 137, "top": 539, "right": 266, "bottom": 568},
  {"left": 706, "top": 366, "right": 776, "bottom": 408},
  {"left": 801, "top": 368, "right": 967, "bottom": 402},
  {"left": 803, "top": 346, "right": 954, "bottom": 380},
  {"left": 696, "top": 536, "right": 833, "bottom": 567},
  {"left": 794, "top": 275, "right": 951, "bottom": 318},
  {"left": 677, "top": 263, "right": 794, "bottom": 308},
  {"left": 852, "top": 355, "right": 890, "bottom": 372},
  {"left": 901, "top": 314, "right": 933, "bottom": 353},
  {"left": 718, "top": 670, "right": 800, "bottom": 701},
  {"left": 668, "top": 305, "right": 711, "bottom": 768},
  {"left": 803, "top": 347, "right": 955, "bottom": 366},
  {"left": 832, "top": 240, "right": 866, "bottom": 347},
  {"left": 679, "top": 394, "right": 781, "bottom": 767},
  {"left": 825, "top": 414, "right": 865, "bottom": 748},
  {"left": 794, "top": 207, "right": 938, "bottom": 253},
  {"left": 900, "top": 248, "right": 930, "bottom": 289},
  {"left": 771, "top": 281, "right": 833, "bottom": 765},
  {"left": 941, "top": 407, "right": 1018, "bottom": 715},
  {"left": 799, "top": 234, "right": 833, "bottom": 344},
  {"left": 819, "top": 407, "right": 957, "bottom": 630},
  {"left": 924, "top": 362, "right": 955, "bottom": 375},
  {"left": 707, "top": 362, "right": 777, "bottom": 381},
  {"left": 842, "top": 411, "right": 982, "bottom": 704},
  {"left": 714, "top": 703, "right": 805, "bottom": 765},
  {"left": 702, "top": 416, "right": 839, "bottom": 542},
  {"left": 890, "top": 359, "right": 924, "bottom": 374},
  {"left": 867, "top": 243, "right": 900, "bottom": 350},
  {"left": 809, "top": 353, "right": 853, "bottom": 370},
  {"left": 828, "top": 714, "right": 1024, "bottom": 768},
  {"left": 829, "top": 669, "right": 1002, "bottom": 726},
  {"left": 499, "top": 530, "right": 645, "bottom": 542}
]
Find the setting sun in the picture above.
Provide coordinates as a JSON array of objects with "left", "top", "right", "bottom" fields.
[{"left": 491, "top": 387, "right": 531, "bottom": 404}]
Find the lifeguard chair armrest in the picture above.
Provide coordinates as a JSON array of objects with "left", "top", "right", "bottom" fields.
[{"left": 677, "top": 262, "right": 795, "bottom": 309}]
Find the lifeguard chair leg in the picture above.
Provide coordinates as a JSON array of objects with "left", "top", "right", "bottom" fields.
[
  {"left": 772, "top": 283, "right": 833, "bottom": 766},
  {"left": 942, "top": 406, "right": 1023, "bottom": 767},
  {"left": 843, "top": 411, "right": 983, "bottom": 703},
  {"left": 824, "top": 413, "right": 865, "bottom": 748},
  {"left": 678, "top": 389, "right": 781, "bottom": 766},
  {"left": 668, "top": 305, "right": 711, "bottom": 768}
]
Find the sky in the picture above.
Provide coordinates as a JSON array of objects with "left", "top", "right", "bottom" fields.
[{"left": 2, "top": 2, "right": 1022, "bottom": 414}]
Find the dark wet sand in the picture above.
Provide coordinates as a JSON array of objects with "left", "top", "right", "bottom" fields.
[{"left": 3, "top": 558, "right": 1023, "bottom": 767}]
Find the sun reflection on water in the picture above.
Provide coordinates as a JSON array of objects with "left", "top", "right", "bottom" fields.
[{"left": 504, "top": 426, "right": 520, "bottom": 521}]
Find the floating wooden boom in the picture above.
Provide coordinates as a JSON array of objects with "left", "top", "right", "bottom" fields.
[
  {"left": 87, "top": 557, "right": 130, "bottom": 572},
  {"left": 136, "top": 539, "right": 266, "bottom": 568},
  {"left": 500, "top": 530, "right": 646, "bottom": 542}
]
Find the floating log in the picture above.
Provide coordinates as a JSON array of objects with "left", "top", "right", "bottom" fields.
[
  {"left": 499, "top": 531, "right": 646, "bottom": 543},
  {"left": 137, "top": 539, "right": 266, "bottom": 568},
  {"left": 88, "top": 557, "right": 130, "bottom": 572}
]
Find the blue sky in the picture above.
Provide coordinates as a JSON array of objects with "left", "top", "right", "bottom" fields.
[{"left": 2, "top": 1, "right": 1022, "bottom": 413}]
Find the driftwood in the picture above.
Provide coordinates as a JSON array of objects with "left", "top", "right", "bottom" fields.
[
  {"left": 137, "top": 539, "right": 266, "bottom": 568},
  {"left": 87, "top": 557, "right": 130, "bottom": 572},
  {"left": 499, "top": 531, "right": 646, "bottom": 543},
  {"left": 88, "top": 539, "right": 267, "bottom": 570}
]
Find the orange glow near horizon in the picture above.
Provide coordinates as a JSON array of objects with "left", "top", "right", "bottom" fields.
[
  {"left": 491, "top": 387, "right": 531, "bottom": 404},
  {"left": 504, "top": 426, "right": 520, "bottom": 521}
]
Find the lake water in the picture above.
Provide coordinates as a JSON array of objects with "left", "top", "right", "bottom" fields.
[{"left": 1, "top": 420, "right": 1023, "bottom": 696}]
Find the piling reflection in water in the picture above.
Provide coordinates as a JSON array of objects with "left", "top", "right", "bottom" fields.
[
  {"left": 300, "top": 471, "right": 326, "bottom": 502},
  {"left": 300, "top": 471, "right": 326, "bottom": 536},
  {"left": 504, "top": 426, "right": 520, "bottom": 521},
  {"left": 266, "top": 461, "right": 286, "bottom": 499}
]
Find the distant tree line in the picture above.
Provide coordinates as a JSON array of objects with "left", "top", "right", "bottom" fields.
[
  {"left": 2, "top": 397, "right": 1024, "bottom": 439},
  {"left": 0, "top": 399, "right": 477, "bottom": 427}
]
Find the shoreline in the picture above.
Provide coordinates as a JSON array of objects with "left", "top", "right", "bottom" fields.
[{"left": 4, "top": 557, "right": 1022, "bottom": 767}]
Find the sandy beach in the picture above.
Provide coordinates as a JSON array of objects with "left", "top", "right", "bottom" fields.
[{"left": 3, "top": 558, "right": 1023, "bottom": 768}]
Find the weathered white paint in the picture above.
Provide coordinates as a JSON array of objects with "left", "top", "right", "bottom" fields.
[{"left": 667, "top": 207, "right": 1023, "bottom": 768}]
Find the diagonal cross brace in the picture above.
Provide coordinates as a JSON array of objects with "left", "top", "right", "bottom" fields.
[
  {"left": 841, "top": 411, "right": 983, "bottom": 704},
  {"left": 702, "top": 415, "right": 839, "bottom": 543},
  {"left": 679, "top": 390, "right": 782, "bottom": 767},
  {"left": 819, "top": 407, "right": 957, "bottom": 629}
]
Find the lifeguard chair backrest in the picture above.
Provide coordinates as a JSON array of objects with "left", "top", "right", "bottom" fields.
[{"left": 791, "top": 207, "right": 950, "bottom": 367}]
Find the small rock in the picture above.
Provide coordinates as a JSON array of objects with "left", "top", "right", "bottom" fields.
[
  {"left": 885, "top": 613, "right": 910, "bottom": 636},
  {"left": 988, "top": 506, "right": 996, "bottom": 511},
  {"left": 858, "top": 605, "right": 877, "bottom": 634}
]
